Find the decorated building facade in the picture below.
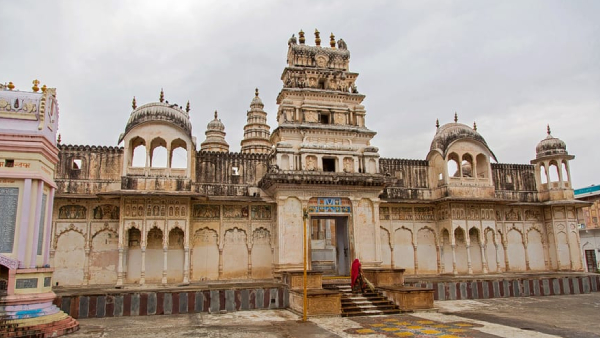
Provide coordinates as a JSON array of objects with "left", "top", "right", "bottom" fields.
[{"left": 50, "top": 31, "right": 585, "bottom": 287}]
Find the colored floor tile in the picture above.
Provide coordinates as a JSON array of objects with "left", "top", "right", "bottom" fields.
[{"left": 344, "top": 314, "right": 486, "bottom": 337}]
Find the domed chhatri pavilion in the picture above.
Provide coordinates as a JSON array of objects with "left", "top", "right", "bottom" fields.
[{"left": 50, "top": 30, "right": 584, "bottom": 293}]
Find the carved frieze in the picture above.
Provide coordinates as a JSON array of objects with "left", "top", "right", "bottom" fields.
[
  {"left": 223, "top": 205, "right": 249, "bottom": 219},
  {"left": 379, "top": 207, "right": 390, "bottom": 220},
  {"left": 524, "top": 209, "right": 542, "bottom": 221},
  {"left": 505, "top": 208, "right": 521, "bottom": 221},
  {"left": 193, "top": 204, "right": 220, "bottom": 219},
  {"left": 391, "top": 207, "right": 413, "bottom": 220},
  {"left": 466, "top": 205, "right": 479, "bottom": 220},
  {"left": 414, "top": 207, "right": 434, "bottom": 221},
  {"left": 93, "top": 204, "right": 119, "bottom": 220},
  {"left": 58, "top": 205, "right": 87, "bottom": 219},
  {"left": 251, "top": 205, "right": 272, "bottom": 220}
]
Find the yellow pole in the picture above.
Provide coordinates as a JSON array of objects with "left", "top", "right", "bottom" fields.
[{"left": 302, "top": 208, "right": 308, "bottom": 322}]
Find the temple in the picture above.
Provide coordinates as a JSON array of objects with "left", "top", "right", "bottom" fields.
[{"left": 43, "top": 30, "right": 586, "bottom": 293}]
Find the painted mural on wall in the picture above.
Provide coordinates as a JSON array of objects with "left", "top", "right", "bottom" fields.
[
  {"left": 192, "top": 205, "right": 220, "bottom": 219},
  {"left": 58, "top": 205, "right": 86, "bottom": 219},
  {"left": 308, "top": 197, "right": 351, "bottom": 213},
  {"left": 93, "top": 205, "right": 120, "bottom": 220}
]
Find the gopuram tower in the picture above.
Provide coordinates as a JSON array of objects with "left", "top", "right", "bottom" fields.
[{"left": 261, "top": 30, "right": 385, "bottom": 276}]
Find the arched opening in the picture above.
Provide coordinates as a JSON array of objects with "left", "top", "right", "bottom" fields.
[
  {"left": 447, "top": 153, "right": 459, "bottom": 177},
  {"left": 170, "top": 139, "right": 188, "bottom": 169},
  {"left": 150, "top": 138, "right": 168, "bottom": 168},
  {"left": 146, "top": 227, "right": 164, "bottom": 282},
  {"left": 549, "top": 162, "right": 559, "bottom": 182},
  {"left": 454, "top": 227, "right": 468, "bottom": 273},
  {"left": 127, "top": 228, "right": 142, "bottom": 283},
  {"left": 540, "top": 164, "right": 548, "bottom": 184},
  {"left": 130, "top": 137, "right": 146, "bottom": 167},
  {"left": 561, "top": 161, "right": 569, "bottom": 183},
  {"left": 475, "top": 153, "right": 488, "bottom": 178},
  {"left": 461, "top": 153, "right": 473, "bottom": 178},
  {"left": 167, "top": 228, "right": 184, "bottom": 283},
  {"left": 469, "top": 227, "right": 482, "bottom": 273}
]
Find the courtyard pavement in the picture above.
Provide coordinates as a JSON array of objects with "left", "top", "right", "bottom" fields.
[{"left": 67, "top": 293, "right": 600, "bottom": 338}]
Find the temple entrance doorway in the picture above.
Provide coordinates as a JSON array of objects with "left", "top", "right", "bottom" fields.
[{"left": 310, "top": 216, "right": 350, "bottom": 276}]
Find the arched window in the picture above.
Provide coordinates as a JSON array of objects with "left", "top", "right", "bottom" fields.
[
  {"left": 549, "top": 162, "right": 559, "bottom": 182},
  {"left": 475, "top": 154, "right": 488, "bottom": 178},
  {"left": 150, "top": 137, "right": 167, "bottom": 168},
  {"left": 170, "top": 139, "right": 188, "bottom": 169},
  {"left": 447, "top": 153, "right": 460, "bottom": 177},
  {"left": 540, "top": 164, "right": 548, "bottom": 184},
  {"left": 562, "top": 161, "right": 569, "bottom": 183},
  {"left": 130, "top": 137, "right": 146, "bottom": 167},
  {"left": 461, "top": 153, "right": 473, "bottom": 178}
]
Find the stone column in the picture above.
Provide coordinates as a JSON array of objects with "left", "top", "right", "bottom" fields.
[
  {"left": 542, "top": 243, "right": 550, "bottom": 270},
  {"left": 503, "top": 241, "right": 510, "bottom": 271},
  {"left": 218, "top": 248, "right": 224, "bottom": 279},
  {"left": 83, "top": 245, "right": 91, "bottom": 285},
  {"left": 466, "top": 244, "right": 473, "bottom": 274},
  {"left": 43, "top": 188, "right": 55, "bottom": 266},
  {"left": 439, "top": 245, "right": 445, "bottom": 273},
  {"left": 247, "top": 246, "right": 253, "bottom": 278},
  {"left": 451, "top": 244, "right": 457, "bottom": 275},
  {"left": 140, "top": 246, "right": 146, "bottom": 285},
  {"left": 524, "top": 242, "right": 531, "bottom": 271},
  {"left": 183, "top": 247, "right": 190, "bottom": 284},
  {"left": 162, "top": 246, "right": 168, "bottom": 284},
  {"left": 480, "top": 244, "right": 488, "bottom": 273},
  {"left": 495, "top": 243, "right": 502, "bottom": 272},
  {"left": 390, "top": 247, "right": 395, "bottom": 268},
  {"left": 373, "top": 199, "right": 382, "bottom": 264},
  {"left": 116, "top": 247, "right": 124, "bottom": 286},
  {"left": 436, "top": 245, "right": 442, "bottom": 274},
  {"left": 413, "top": 245, "right": 418, "bottom": 275},
  {"left": 29, "top": 180, "right": 44, "bottom": 268},
  {"left": 17, "top": 179, "right": 33, "bottom": 267}
]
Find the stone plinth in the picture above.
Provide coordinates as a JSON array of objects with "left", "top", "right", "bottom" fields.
[
  {"left": 282, "top": 271, "right": 323, "bottom": 290},
  {"left": 363, "top": 268, "right": 405, "bottom": 287},
  {"left": 288, "top": 289, "right": 341, "bottom": 317},
  {"left": 380, "top": 286, "right": 434, "bottom": 311}
]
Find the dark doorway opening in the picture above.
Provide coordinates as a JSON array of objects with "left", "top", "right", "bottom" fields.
[{"left": 323, "top": 158, "right": 336, "bottom": 172}]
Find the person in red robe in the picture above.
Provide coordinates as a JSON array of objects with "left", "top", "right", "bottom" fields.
[{"left": 351, "top": 258, "right": 364, "bottom": 293}]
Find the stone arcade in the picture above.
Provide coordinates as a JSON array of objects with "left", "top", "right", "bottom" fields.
[{"left": 49, "top": 31, "right": 584, "bottom": 295}]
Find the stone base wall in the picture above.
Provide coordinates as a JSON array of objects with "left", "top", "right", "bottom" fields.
[
  {"left": 54, "top": 287, "right": 288, "bottom": 319},
  {"left": 405, "top": 275, "right": 600, "bottom": 301}
]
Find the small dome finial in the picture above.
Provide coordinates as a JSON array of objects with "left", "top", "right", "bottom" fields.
[
  {"left": 214, "top": 110, "right": 218, "bottom": 119},
  {"left": 454, "top": 112, "right": 458, "bottom": 123},
  {"left": 299, "top": 30, "right": 305, "bottom": 44},
  {"left": 435, "top": 119, "right": 440, "bottom": 129},
  {"left": 159, "top": 88, "right": 164, "bottom": 103},
  {"left": 255, "top": 88, "right": 259, "bottom": 97},
  {"left": 473, "top": 121, "right": 477, "bottom": 131},
  {"left": 330, "top": 33, "right": 336, "bottom": 48},
  {"left": 132, "top": 96, "right": 137, "bottom": 109},
  {"left": 7, "top": 82, "right": 15, "bottom": 90},
  {"left": 314, "top": 29, "right": 321, "bottom": 46},
  {"left": 41, "top": 84, "right": 47, "bottom": 93},
  {"left": 57, "top": 134, "right": 61, "bottom": 144},
  {"left": 32, "top": 79, "right": 40, "bottom": 92},
  {"left": 186, "top": 100, "right": 190, "bottom": 113},
  {"left": 547, "top": 124, "right": 551, "bottom": 136}
]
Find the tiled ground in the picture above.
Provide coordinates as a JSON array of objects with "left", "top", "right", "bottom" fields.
[{"left": 344, "top": 315, "right": 491, "bottom": 338}]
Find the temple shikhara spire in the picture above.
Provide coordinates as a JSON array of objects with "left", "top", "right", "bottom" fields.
[{"left": 2, "top": 30, "right": 584, "bottom": 322}]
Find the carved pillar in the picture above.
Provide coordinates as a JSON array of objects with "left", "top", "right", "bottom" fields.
[
  {"left": 436, "top": 245, "right": 442, "bottom": 274},
  {"left": 413, "top": 245, "right": 418, "bottom": 275},
  {"left": 480, "top": 244, "right": 488, "bottom": 273},
  {"left": 390, "top": 247, "right": 395, "bottom": 268},
  {"left": 542, "top": 243, "right": 550, "bottom": 270},
  {"left": 140, "top": 246, "right": 146, "bottom": 285},
  {"left": 218, "top": 248, "right": 224, "bottom": 279},
  {"left": 466, "top": 245, "right": 473, "bottom": 274},
  {"left": 373, "top": 199, "right": 382, "bottom": 265},
  {"left": 17, "top": 179, "right": 33, "bottom": 267},
  {"left": 439, "top": 244, "right": 445, "bottom": 273},
  {"left": 183, "top": 247, "right": 190, "bottom": 284},
  {"left": 503, "top": 240, "right": 510, "bottom": 271},
  {"left": 495, "top": 243, "right": 502, "bottom": 272},
  {"left": 189, "top": 247, "right": 194, "bottom": 281},
  {"left": 116, "top": 247, "right": 124, "bottom": 286},
  {"left": 43, "top": 188, "right": 55, "bottom": 266},
  {"left": 83, "top": 246, "right": 90, "bottom": 285},
  {"left": 524, "top": 242, "right": 531, "bottom": 271},
  {"left": 451, "top": 244, "right": 457, "bottom": 275},
  {"left": 162, "top": 246, "right": 168, "bottom": 284},
  {"left": 247, "top": 247, "right": 253, "bottom": 278}
]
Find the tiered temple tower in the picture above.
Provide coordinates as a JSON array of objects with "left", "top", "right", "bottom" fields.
[
  {"left": 241, "top": 89, "right": 271, "bottom": 154},
  {"left": 270, "top": 30, "right": 380, "bottom": 173},
  {"left": 200, "top": 111, "right": 229, "bottom": 153}
]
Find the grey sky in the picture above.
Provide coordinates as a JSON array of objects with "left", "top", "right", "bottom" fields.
[{"left": 2, "top": 0, "right": 598, "bottom": 187}]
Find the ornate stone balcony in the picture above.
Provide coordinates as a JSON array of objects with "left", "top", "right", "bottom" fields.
[{"left": 259, "top": 169, "right": 385, "bottom": 190}]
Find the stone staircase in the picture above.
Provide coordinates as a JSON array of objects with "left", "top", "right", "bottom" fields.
[{"left": 325, "top": 284, "right": 401, "bottom": 317}]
